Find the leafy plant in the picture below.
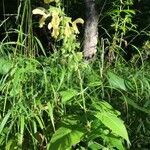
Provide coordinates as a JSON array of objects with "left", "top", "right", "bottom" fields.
[
  {"left": 2, "top": 0, "right": 150, "bottom": 149},
  {"left": 32, "top": 0, "right": 84, "bottom": 54}
]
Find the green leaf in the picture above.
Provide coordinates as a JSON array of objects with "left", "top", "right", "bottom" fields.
[
  {"left": 108, "top": 137, "right": 125, "bottom": 150},
  {"left": 34, "top": 115, "right": 44, "bottom": 130},
  {"left": 18, "top": 115, "right": 25, "bottom": 145},
  {"left": 60, "top": 89, "right": 78, "bottom": 103},
  {"left": 107, "top": 71, "right": 127, "bottom": 91},
  {"left": 0, "top": 111, "right": 11, "bottom": 134},
  {"left": 88, "top": 81, "right": 102, "bottom": 87},
  {"left": 0, "top": 57, "right": 12, "bottom": 75},
  {"left": 49, "top": 126, "right": 84, "bottom": 150},
  {"left": 92, "top": 101, "right": 120, "bottom": 116},
  {"left": 6, "top": 139, "right": 14, "bottom": 150},
  {"left": 94, "top": 111, "right": 130, "bottom": 145},
  {"left": 88, "top": 141, "right": 104, "bottom": 150}
]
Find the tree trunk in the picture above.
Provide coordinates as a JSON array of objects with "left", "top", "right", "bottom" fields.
[{"left": 83, "top": 0, "right": 98, "bottom": 59}]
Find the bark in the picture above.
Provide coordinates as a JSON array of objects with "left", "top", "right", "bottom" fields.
[{"left": 83, "top": 0, "right": 98, "bottom": 59}]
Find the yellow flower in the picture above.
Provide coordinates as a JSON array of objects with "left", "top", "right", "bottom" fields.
[
  {"left": 32, "top": 8, "right": 50, "bottom": 28},
  {"left": 44, "top": 0, "right": 55, "bottom": 3},
  {"left": 72, "top": 18, "right": 84, "bottom": 34},
  {"left": 44, "top": 0, "right": 59, "bottom": 4},
  {"left": 48, "top": 12, "right": 61, "bottom": 39},
  {"left": 64, "top": 22, "right": 72, "bottom": 37}
]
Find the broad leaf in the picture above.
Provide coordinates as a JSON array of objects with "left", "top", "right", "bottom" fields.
[
  {"left": 88, "top": 141, "right": 104, "bottom": 150},
  {"left": 92, "top": 101, "right": 120, "bottom": 116},
  {"left": 107, "top": 71, "right": 127, "bottom": 91},
  {"left": 109, "top": 136, "right": 125, "bottom": 150},
  {"left": 0, "top": 57, "right": 12, "bottom": 75},
  {"left": 95, "top": 112, "right": 130, "bottom": 145},
  {"left": 49, "top": 126, "right": 84, "bottom": 150},
  {"left": 60, "top": 89, "right": 78, "bottom": 103}
]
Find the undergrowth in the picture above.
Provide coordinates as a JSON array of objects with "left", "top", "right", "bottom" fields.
[{"left": 0, "top": 0, "right": 150, "bottom": 149}]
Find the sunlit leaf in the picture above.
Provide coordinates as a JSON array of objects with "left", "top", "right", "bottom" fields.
[
  {"left": 5, "top": 139, "right": 15, "bottom": 150},
  {"left": 49, "top": 126, "right": 84, "bottom": 150},
  {"left": 95, "top": 111, "right": 130, "bottom": 145},
  {"left": 92, "top": 101, "right": 120, "bottom": 116},
  {"left": 0, "top": 57, "right": 12, "bottom": 75},
  {"left": 109, "top": 136, "right": 125, "bottom": 150},
  {"left": 88, "top": 141, "right": 104, "bottom": 149},
  {"left": 60, "top": 89, "right": 78, "bottom": 103}
]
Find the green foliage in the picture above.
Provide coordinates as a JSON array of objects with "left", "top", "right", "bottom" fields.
[
  {"left": 59, "top": 89, "right": 78, "bottom": 103},
  {"left": 0, "top": 57, "right": 12, "bottom": 75},
  {"left": 48, "top": 126, "right": 84, "bottom": 150},
  {"left": 108, "top": 71, "right": 128, "bottom": 91},
  {"left": 1, "top": 0, "right": 150, "bottom": 149},
  {"left": 0, "top": 0, "right": 130, "bottom": 149}
]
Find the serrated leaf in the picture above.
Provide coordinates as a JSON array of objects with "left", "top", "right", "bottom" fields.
[
  {"left": 60, "top": 89, "right": 78, "bottom": 103},
  {"left": 49, "top": 126, "right": 84, "bottom": 150},
  {"left": 94, "top": 112, "right": 130, "bottom": 145},
  {"left": 92, "top": 101, "right": 121, "bottom": 116}
]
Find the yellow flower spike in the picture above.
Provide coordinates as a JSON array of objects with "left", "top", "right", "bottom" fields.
[
  {"left": 39, "top": 16, "right": 47, "bottom": 28},
  {"left": 64, "top": 22, "right": 72, "bottom": 38},
  {"left": 52, "top": 28, "right": 59, "bottom": 39},
  {"left": 32, "top": 8, "right": 48, "bottom": 16},
  {"left": 72, "top": 18, "right": 84, "bottom": 34},
  {"left": 48, "top": 12, "right": 61, "bottom": 39},
  {"left": 52, "top": 13, "right": 60, "bottom": 27}
]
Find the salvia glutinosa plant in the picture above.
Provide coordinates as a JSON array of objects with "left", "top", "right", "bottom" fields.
[{"left": 0, "top": 0, "right": 150, "bottom": 149}]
